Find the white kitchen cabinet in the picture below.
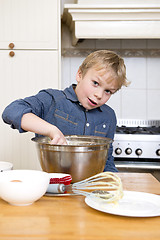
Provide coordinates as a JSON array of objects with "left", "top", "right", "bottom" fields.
[
  {"left": 0, "top": 50, "right": 59, "bottom": 103},
  {"left": 0, "top": 0, "right": 59, "bottom": 49},
  {"left": 0, "top": 0, "right": 61, "bottom": 170}
]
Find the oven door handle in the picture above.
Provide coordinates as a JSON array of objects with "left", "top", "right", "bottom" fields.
[{"left": 115, "top": 161, "right": 160, "bottom": 170}]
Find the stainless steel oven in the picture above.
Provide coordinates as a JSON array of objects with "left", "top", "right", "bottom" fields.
[{"left": 113, "top": 119, "right": 160, "bottom": 181}]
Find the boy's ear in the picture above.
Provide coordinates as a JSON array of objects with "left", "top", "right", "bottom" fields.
[{"left": 76, "top": 69, "right": 82, "bottom": 82}]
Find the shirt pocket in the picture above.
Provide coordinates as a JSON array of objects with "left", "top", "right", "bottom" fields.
[
  {"left": 54, "top": 109, "right": 78, "bottom": 128},
  {"left": 94, "top": 123, "right": 109, "bottom": 136}
]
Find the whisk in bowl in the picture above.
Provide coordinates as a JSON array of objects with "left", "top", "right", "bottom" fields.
[{"left": 47, "top": 172, "right": 123, "bottom": 203}]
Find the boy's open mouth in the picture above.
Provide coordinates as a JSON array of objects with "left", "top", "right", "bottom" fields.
[{"left": 88, "top": 98, "right": 97, "bottom": 106}]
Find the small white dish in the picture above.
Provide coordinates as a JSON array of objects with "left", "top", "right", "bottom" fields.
[
  {"left": 0, "top": 161, "right": 13, "bottom": 172},
  {"left": 0, "top": 170, "right": 49, "bottom": 206},
  {"left": 45, "top": 192, "right": 77, "bottom": 197},
  {"left": 85, "top": 191, "right": 160, "bottom": 217}
]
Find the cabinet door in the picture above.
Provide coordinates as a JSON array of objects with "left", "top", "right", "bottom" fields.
[
  {"left": 0, "top": 50, "right": 59, "bottom": 170},
  {"left": 0, "top": 0, "right": 59, "bottom": 49}
]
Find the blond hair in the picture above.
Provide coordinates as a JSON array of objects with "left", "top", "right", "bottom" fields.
[{"left": 79, "top": 50, "right": 129, "bottom": 90}]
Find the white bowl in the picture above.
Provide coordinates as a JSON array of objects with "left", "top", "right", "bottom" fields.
[
  {"left": 0, "top": 161, "right": 13, "bottom": 172},
  {"left": 0, "top": 170, "right": 49, "bottom": 206}
]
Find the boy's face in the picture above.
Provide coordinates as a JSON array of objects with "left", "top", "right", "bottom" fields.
[{"left": 75, "top": 67, "right": 118, "bottom": 110}]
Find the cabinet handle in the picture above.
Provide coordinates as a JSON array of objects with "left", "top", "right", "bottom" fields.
[
  {"left": 9, "top": 43, "right": 15, "bottom": 49},
  {"left": 9, "top": 51, "right": 15, "bottom": 57}
]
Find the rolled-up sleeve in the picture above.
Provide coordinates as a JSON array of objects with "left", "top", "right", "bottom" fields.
[{"left": 2, "top": 90, "right": 53, "bottom": 133}]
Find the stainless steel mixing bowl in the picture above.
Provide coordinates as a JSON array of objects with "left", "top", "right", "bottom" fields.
[{"left": 32, "top": 135, "right": 112, "bottom": 183}]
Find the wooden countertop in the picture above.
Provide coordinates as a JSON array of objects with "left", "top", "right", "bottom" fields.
[{"left": 0, "top": 173, "right": 160, "bottom": 240}]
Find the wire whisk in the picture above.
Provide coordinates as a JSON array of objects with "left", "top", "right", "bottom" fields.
[{"left": 65, "top": 172, "right": 123, "bottom": 203}]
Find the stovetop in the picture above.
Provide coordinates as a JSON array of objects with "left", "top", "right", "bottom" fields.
[
  {"left": 116, "top": 119, "right": 160, "bottom": 135},
  {"left": 113, "top": 119, "right": 160, "bottom": 160},
  {"left": 116, "top": 126, "right": 160, "bottom": 135}
]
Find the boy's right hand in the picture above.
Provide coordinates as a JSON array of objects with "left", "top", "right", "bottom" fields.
[
  {"left": 48, "top": 126, "right": 67, "bottom": 145},
  {"left": 21, "top": 113, "right": 67, "bottom": 145}
]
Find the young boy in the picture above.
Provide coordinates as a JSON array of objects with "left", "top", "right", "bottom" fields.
[{"left": 2, "top": 50, "right": 128, "bottom": 172}]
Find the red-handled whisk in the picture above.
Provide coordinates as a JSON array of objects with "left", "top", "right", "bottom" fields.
[{"left": 47, "top": 172, "right": 123, "bottom": 203}]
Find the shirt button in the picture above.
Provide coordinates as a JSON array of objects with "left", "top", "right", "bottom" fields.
[
  {"left": 86, "top": 123, "right": 90, "bottom": 127},
  {"left": 103, "top": 124, "right": 106, "bottom": 128}
]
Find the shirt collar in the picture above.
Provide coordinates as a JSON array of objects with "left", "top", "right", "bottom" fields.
[
  {"left": 63, "top": 84, "right": 102, "bottom": 112},
  {"left": 63, "top": 84, "right": 79, "bottom": 102}
]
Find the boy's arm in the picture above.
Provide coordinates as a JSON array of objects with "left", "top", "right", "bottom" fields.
[{"left": 21, "top": 113, "right": 67, "bottom": 145}]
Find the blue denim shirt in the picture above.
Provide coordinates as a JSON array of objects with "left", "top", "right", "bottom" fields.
[{"left": 2, "top": 85, "right": 118, "bottom": 172}]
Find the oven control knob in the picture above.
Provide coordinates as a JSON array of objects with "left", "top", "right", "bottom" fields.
[
  {"left": 125, "top": 148, "right": 132, "bottom": 155},
  {"left": 156, "top": 149, "right": 160, "bottom": 156},
  {"left": 135, "top": 148, "right": 142, "bottom": 156},
  {"left": 115, "top": 148, "right": 122, "bottom": 155}
]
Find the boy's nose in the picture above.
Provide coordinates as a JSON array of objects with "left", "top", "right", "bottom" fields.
[{"left": 94, "top": 90, "right": 103, "bottom": 99}]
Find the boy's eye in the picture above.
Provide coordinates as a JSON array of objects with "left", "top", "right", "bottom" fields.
[
  {"left": 105, "top": 90, "right": 112, "bottom": 94},
  {"left": 93, "top": 81, "right": 99, "bottom": 86}
]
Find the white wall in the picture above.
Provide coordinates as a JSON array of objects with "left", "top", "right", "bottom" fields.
[{"left": 61, "top": 23, "right": 160, "bottom": 120}]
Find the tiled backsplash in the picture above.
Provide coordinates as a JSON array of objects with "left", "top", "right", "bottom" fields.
[{"left": 61, "top": 24, "right": 160, "bottom": 120}]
